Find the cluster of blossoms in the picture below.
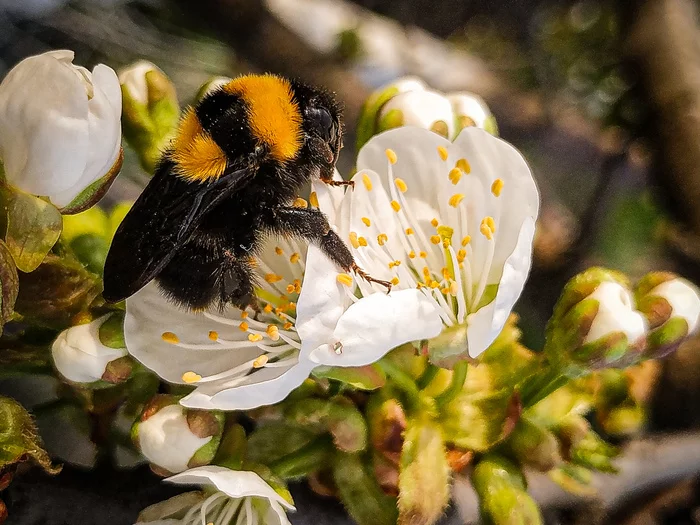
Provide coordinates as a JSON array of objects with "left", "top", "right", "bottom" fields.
[{"left": 1, "top": 50, "right": 699, "bottom": 525}]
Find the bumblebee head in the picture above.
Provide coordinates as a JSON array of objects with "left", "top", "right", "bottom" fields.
[{"left": 291, "top": 80, "right": 343, "bottom": 170}]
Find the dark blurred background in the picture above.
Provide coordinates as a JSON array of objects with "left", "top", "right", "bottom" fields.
[{"left": 2, "top": 0, "right": 700, "bottom": 523}]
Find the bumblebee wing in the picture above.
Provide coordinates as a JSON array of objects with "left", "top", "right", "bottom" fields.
[{"left": 103, "top": 163, "right": 254, "bottom": 302}]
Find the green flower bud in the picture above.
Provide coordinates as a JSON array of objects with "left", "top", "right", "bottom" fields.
[
  {"left": 195, "top": 76, "right": 232, "bottom": 102},
  {"left": 546, "top": 268, "right": 648, "bottom": 373},
  {"left": 367, "top": 395, "right": 406, "bottom": 462},
  {"left": 506, "top": 417, "right": 562, "bottom": 471},
  {"left": 635, "top": 272, "right": 700, "bottom": 358},
  {"left": 398, "top": 418, "right": 450, "bottom": 525},
  {"left": 132, "top": 394, "right": 224, "bottom": 475},
  {"left": 556, "top": 415, "right": 618, "bottom": 473},
  {"left": 472, "top": 454, "right": 542, "bottom": 525},
  {"left": 119, "top": 61, "right": 179, "bottom": 173}
]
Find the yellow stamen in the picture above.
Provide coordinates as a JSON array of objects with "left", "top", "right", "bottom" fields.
[
  {"left": 457, "top": 249, "right": 467, "bottom": 262},
  {"left": 391, "top": 277, "right": 400, "bottom": 285},
  {"left": 405, "top": 227, "right": 414, "bottom": 235},
  {"left": 309, "top": 191, "right": 319, "bottom": 207},
  {"left": 275, "top": 246, "right": 284, "bottom": 255},
  {"left": 442, "top": 267, "right": 450, "bottom": 280},
  {"left": 449, "top": 167, "right": 462, "bottom": 185},
  {"left": 491, "top": 178, "right": 504, "bottom": 197},
  {"left": 480, "top": 217, "right": 495, "bottom": 240},
  {"left": 486, "top": 216, "right": 496, "bottom": 232},
  {"left": 248, "top": 334, "right": 264, "bottom": 343},
  {"left": 265, "top": 273, "right": 283, "bottom": 283},
  {"left": 349, "top": 232, "right": 360, "bottom": 249},
  {"left": 437, "top": 145, "right": 449, "bottom": 161},
  {"left": 388, "top": 260, "right": 401, "bottom": 269},
  {"left": 239, "top": 321, "right": 249, "bottom": 331},
  {"left": 286, "top": 284, "right": 295, "bottom": 294},
  {"left": 441, "top": 287, "right": 451, "bottom": 295},
  {"left": 182, "top": 371, "right": 201, "bottom": 383},
  {"left": 430, "top": 281, "right": 440, "bottom": 289},
  {"left": 377, "top": 233, "right": 388, "bottom": 246},
  {"left": 409, "top": 250, "right": 416, "bottom": 258},
  {"left": 437, "top": 225, "right": 454, "bottom": 239},
  {"left": 449, "top": 193, "right": 465, "bottom": 207},
  {"left": 290, "top": 252, "right": 300, "bottom": 264},
  {"left": 208, "top": 331, "right": 218, "bottom": 341},
  {"left": 430, "top": 235, "right": 441, "bottom": 245},
  {"left": 385, "top": 148, "right": 398, "bottom": 164},
  {"left": 456, "top": 158, "right": 471, "bottom": 174},
  {"left": 263, "top": 304, "right": 273, "bottom": 313},
  {"left": 252, "top": 354, "right": 268, "bottom": 367},
  {"left": 266, "top": 325, "right": 280, "bottom": 341},
  {"left": 361, "top": 217, "right": 371, "bottom": 227},
  {"left": 394, "top": 178, "right": 408, "bottom": 192},
  {"left": 337, "top": 273, "right": 354, "bottom": 286},
  {"left": 431, "top": 218, "right": 439, "bottom": 228},
  {"left": 420, "top": 251, "right": 428, "bottom": 258},
  {"left": 358, "top": 236, "right": 368, "bottom": 247},
  {"left": 423, "top": 267, "right": 431, "bottom": 278},
  {"left": 362, "top": 173, "right": 373, "bottom": 191},
  {"left": 462, "top": 235, "right": 471, "bottom": 246},
  {"left": 293, "top": 197, "right": 308, "bottom": 208},
  {"left": 241, "top": 311, "right": 248, "bottom": 319},
  {"left": 283, "top": 322, "right": 293, "bottom": 330},
  {"left": 161, "top": 332, "right": 179, "bottom": 344},
  {"left": 390, "top": 200, "right": 401, "bottom": 212}
]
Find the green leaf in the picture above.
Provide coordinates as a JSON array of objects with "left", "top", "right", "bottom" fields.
[
  {"left": 5, "top": 190, "right": 62, "bottom": 273},
  {"left": 0, "top": 239, "right": 19, "bottom": 328},
  {"left": 59, "top": 149, "right": 123, "bottom": 215},
  {"left": 312, "top": 364, "right": 387, "bottom": 390},
  {"left": 333, "top": 452, "right": 398, "bottom": 525},
  {"left": 0, "top": 396, "right": 59, "bottom": 474}
]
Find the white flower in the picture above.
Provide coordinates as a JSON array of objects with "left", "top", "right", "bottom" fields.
[
  {"left": 136, "top": 403, "right": 216, "bottom": 474},
  {"left": 51, "top": 314, "right": 128, "bottom": 384},
  {"left": 135, "top": 466, "right": 293, "bottom": 525},
  {"left": 649, "top": 278, "right": 700, "bottom": 335},
  {"left": 309, "top": 126, "right": 539, "bottom": 359},
  {"left": 0, "top": 50, "right": 122, "bottom": 208},
  {"left": 124, "top": 228, "right": 437, "bottom": 411},
  {"left": 584, "top": 282, "right": 647, "bottom": 345}
]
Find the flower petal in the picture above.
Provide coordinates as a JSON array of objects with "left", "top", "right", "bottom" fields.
[
  {"left": 309, "top": 288, "right": 443, "bottom": 366},
  {"left": 166, "top": 466, "right": 295, "bottom": 510},
  {"left": 465, "top": 216, "right": 536, "bottom": 357}
]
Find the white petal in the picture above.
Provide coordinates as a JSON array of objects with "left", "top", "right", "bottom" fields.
[
  {"left": 309, "top": 288, "right": 442, "bottom": 366},
  {"left": 651, "top": 278, "right": 700, "bottom": 334},
  {"left": 166, "top": 466, "right": 295, "bottom": 510},
  {"left": 585, "top": 282, "right": 648, "bottom": 344},
  {"left": 138, "top": 405, "right": 212, "bottom": 474},
  {"left": 465, "top": 217, "right": 536, "bottom": 357},
  {"left": 379, "top": 90, "right": 455, "bottom": 137},
  {"left": 262, "top": 500, "right": 293, "bottom": 525},
  {"left": 118, "top": 60, "right": 158, "bottom": 104}
]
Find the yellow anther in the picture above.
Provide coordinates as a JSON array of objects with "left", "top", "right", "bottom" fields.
[
  {"left": 275, "top": 246, "right": 284, "bottom": 255},
  {"left": 385, "top": 148, "right": 398, "bottom": 164},
  {"left": 182, "top": 371, "right": 202, "bottom": 383},
  {"left": 437, "top": 145, "right": 449, "bottom": 161},
  {"left": 423, "top": 267, "right": 431, "bottom": 278},
  {"left": 486, "top": 216, "right": 496, "bottom": 232},
  {"left": 362, "top": 173, "right": 373, "bottom": 191},
  {"left": 241, "top": 311, "right": 249, "bottom": 319},
  {"left": 462, "top": 235, "right": 471, "bottom": 246},
  {"left": 441, "top": 287, "right": 451, "bottom": 295},
  {"left": 431, "top": 218, "right": 439, "bottom": 228},
  {"left": 394, "top": 178, "right": 408, "bottom": 193},
  {"left": 286, "top": 284, "right": 295, "bottom": 294},
  {"left": 391, "top": 277, "right": 400, "bottom": 285},
  {"left": 390, "top": 200, "right": 401, "bottom": 212},
  {"left": 293, "top": 197, "right": 308, "bottom": 208},
  {"left": 293, "top": 279, "right": 302, "bottom": 293},
  {"left": 309, "top": 191, "right": 319, "bottom": 207},
  {"left": 337, "top": 273, "right": 354, "bottom": 286},
  {"left": 361, "top": 217, "right": 371, "bottom": 227},
  {"left": 252, "top": 354, "right": 268, "bottom": 367},
  {"left": 388, "top": 260, "right": 401, "bottom": 269},
  {"left": 449, "top": 193, "right": 465, "bottom": 207},
  {"left": 208, "top": 331, "right": 219, "bottom": 341},
  {"left": 265, "top": 273, "right": 283, "bottom": 283},
  {"left": 161, "top": 332, "right": 179, "bottom": 344},
  {"left": 491, "top": 178, "right": 504, "bottom": 197},
  {"left": 430, "top": 281, "right": 440, "bottom": 289},
  {"left": 456, "top": 158, "right": 471, "bottom": 174},
  {"left": 290, "top": 252, "right": 300, "bottom": 264},
  {"left": 349, "top": 232, "right": 360, "bottom": 249},
  {"left": 358, "top": 236, "right": 368, "bottom": 247},
  {"left": 449, "top": 167, "right": 462, "bottom": 185},
  {"left": 430, "top": 235, "right": 441, "bottom": 245},
  {"left": 480, "top": 217, "right": 495, "bottom": 240},
  {"left": 283, "top": 322, "right": 293, "bottom": 330},
  {"left": 442, "top": 267, "right": 450, "bottom": 280},
  {"left": 239, "top": 321, "right": 249, "bottom": 331},
  {"left": 442, "top": 239, "right": 451, "bottom": 248},
  {"left": 266, "top": 325, "right": 280, "bottom": 341},
  {"left": 409, "top": 250, "right": 416, "bottom": 258},
  {"left": 405, "top": 228, "right": 414, "bottom": 235},
  {"left": 420, "top": 251, "right": 428, "bottom": 258},
  {"left": 457, "top": 249, "right": 467, "bottom": 262},
  {"left": 248, "top": 334, "right": 264, "bottom": 343},
  {"left": 263, "top": 304, "right": 273, "bottom": 313},
  {"left": 377, "top": 233, "right": 388, "bottom": 246}
]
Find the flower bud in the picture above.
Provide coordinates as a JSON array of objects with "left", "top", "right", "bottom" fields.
[
  {"left": 195, "top": 76, "right": 232, "bottom": 101},
  {"left": 447, "top": 92, "right": 498, "bottom": 136},
  {"left": 119, "top": 60, "right": 179, "bottom": 173},
  {"left": 635, "top": 272, "right": 700, "bottom": 358},
  {"left": 506, "top": 417, "right": 562, "bottom": 472},
  {"left": 547, "top": 268, "right": 648, "bottom": 372},
  {"left": 378, "top": 90, "right": 455, "bottom": 138},
  {"left": 51, "top": 314, "right": 132, "bottom": 386},
  {"left": 557, "top": 415, "right": 618, "bottom": 473},
  {"left": 367, "top": 395, "right": 406, "bottom": 462},
  {"left": 132, "top": 394, "right": 224, "bottom": 475}
]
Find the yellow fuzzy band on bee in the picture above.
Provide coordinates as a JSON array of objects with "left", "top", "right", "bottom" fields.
[
  {"left": 224, "top": 74, "right": 303, "bottom": 162},
  {"left": 172, "top": 107, "right": 229, "bottom": 181}
]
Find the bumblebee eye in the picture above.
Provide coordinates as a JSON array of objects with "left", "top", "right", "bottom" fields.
[{"left": 307, "top": 106, "right": 336, "bottom": 143}]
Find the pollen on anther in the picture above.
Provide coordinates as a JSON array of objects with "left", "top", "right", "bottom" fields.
[
  {"left": 275, "top": 246, "right": 284, "bottom": 255},
  {"left": 265, "top": 273, "right": 283, "bottom": 283},
  {"left": 405, "top": 228, "right": 414, "bottom": 235},
  {"left": 252, "top": 354, "right": 268, "bottom": 368},
  {"left": 248, "top": 334, "right": 264, "bottom": 343},
  {"left": 263, "top": 304, "right": 273, "bottom": 313},
  {"left": 420, "top": 250, "right": 428, "bottom": 258},
  {"left": 358, "top": 236, "right": 368, "bottom": 247},
  {"left": 449, "top": 193, "right": 465, "bottom": 207},
  {"left": 385, "top": 148, "right": 398, "bottom": 164},
  {"left": 486, "top": 216, "right": 496, "bottom": 232},
  {"left": 390, "top": 200, "right": 401, "bottom": 212},
  {"left": 457, "top": 249, "right": 467, "bottom": 262},
  {"left": 309, "top": 192, "right": 319, "bottom": 207},
  {"left": 437, "top": 146, "right": 449, "bottom": 161},
  {"left": 431, "top": 218, "right": 439, "bottom": 228},
  {"left": 430, "top": 235, "right": 441, "bottom": 244},
  {"left": 388, "top": 260, "right": 401, "bottom": 269},
  {"left": 391, "top": 277, "right": 400, "bottom": 285},
  {"left": 208, "top": 331, "right": 219, "bottom": 341},
  {"left": 337, "top": 273, "right": 354, "bottom": 286},
  {"left": 395, "top": 178, "right": 408, "bottom": 193},
  {"left": 361, "top": 217, "right": 371, "bottom": 227},
  {"left": 349, "top": 232, "right": 360, "bottom": 249},
  {"left": 462, "top": 235, "right": 471, "bottom": 246},
  {"left": 161, "top": 332, "right": 179, "bottom": 344},
  {"left": 293, "top": 197, "right": 308, "bottom": 208},
  {"left": 266, "top": 325, "right": 280, "bottom": 341},
  {"left": 290, "top": 252, "right": 300, "bottom": 264},
  {"left": 456, "top": 158, "right": 471, "bottom": 174},
  {"left": 286, "top": 284, "right": 295, "bottom": 294},
  {"left": 377, "top": 233, "right": 388, "bottom": 246},
  {"left": 449, "top": 168, "right": 462, "bottom": 185},
  {"left": 283, "top": 322, "right": 293, "bottom": 330},
  {"left": 241, "top": 311, "right": 249, "bottom": 319},
  {"left": 182, "top": 371, "right": 202, "bottom": 384},
  {"left": 491, "top": 178, "right": 504, "bottom": 197},
  {"left": 362, "top": 173, "right": 373, "bottom": 191},
  {"left": 409, "top": 250, "right": 416, "bottom": 258},
  {"left": 239, "top": 321, "right": 249, "bottom": 331}
]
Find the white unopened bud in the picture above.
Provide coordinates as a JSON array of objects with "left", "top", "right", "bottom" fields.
[
  {"left": 378, "top": 90, "right": 455, "bottom": 137},
  {"left": 650, "top": 278, "right": 700, "bottom": 334},
  {"left": 584, "top": 282, "right": 647, "bottom": 345}
]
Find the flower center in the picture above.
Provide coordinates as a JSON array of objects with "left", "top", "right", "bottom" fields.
[{"left": 181, "top": 491, "right": 265, "bottom": 525}]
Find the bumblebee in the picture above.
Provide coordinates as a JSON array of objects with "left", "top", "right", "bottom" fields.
[{"left": 103, "top": 74, "right": 390, "bottom": 311}]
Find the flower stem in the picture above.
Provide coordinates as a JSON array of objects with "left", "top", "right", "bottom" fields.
[
  {"left": 377, "top": 358, "right": 421, "bottom": 411},
  {"left": 519, "top": 368, "right": 571, "bottom": 408},
  {"left": 434, "top": 360, "right": 468, "bottom": 409},
  {"left": 416, "top": 363, "right": 440, "bottom": 390}
]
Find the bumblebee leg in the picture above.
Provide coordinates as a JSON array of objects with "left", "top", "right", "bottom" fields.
[
  {"left": 319, "top": 171, "right": 354, "bottom": 188},
  {"left": 268, "top": 207, "right": 392, "bottom": 292},
  {"left": 219, "top": 250, "right": 258, "bottom": 313}
]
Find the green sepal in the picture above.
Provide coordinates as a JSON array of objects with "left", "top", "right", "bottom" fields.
[
  {"left": 98, "top": 311, "right": 126, "bottom": 349},
  {"left": 312, "top": 364, "right": 386, "bottom": 390},
  {"left": 187, "top": 411, "right": 225, "bottom": 468},
  {"left": 268, "top": 436, "right": 334, "bottom": 481},
  {"left": 58, "top": 149, "right": 123, "bottom": 215},
  {"left": 548, "top": 463, "right": 595, "bottom": 496},
  {"left": 504, "top": 417, "right": 562, "bottom": 472},
  {"left": 246, "top": 421, "right": 317, "bottom": 465},
  {"left": 212, "top": 423, "right": 247, "bottom": 470},
  {"left": 356, "top": 86, "right": 402, "bottom": 152},
  {"left": 0, "top": 239, "right": 19, "bottom": 332}
]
